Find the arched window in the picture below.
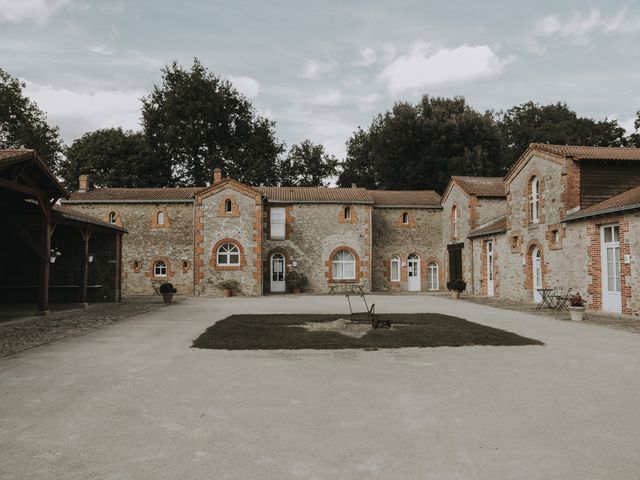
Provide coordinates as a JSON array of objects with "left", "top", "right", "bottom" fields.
[
  {"left": 109, "top": 211, "right": 117, "bottom": 224},
  {"left": 529, "top": 177, "right": 539, "bottom": 224},
  {"left": 402, "top": 212, "right": 409, "bottom": 224},
  {"left": 217, "top": 243, "right": 240, "bottom": 266},
  {"left": 390, "top": 255, "right": 401, "bottom": 282},
  {"left": 224, "top": 199, "right": 232, "bottom": 213},
  {"left": 332, "top": 250, "right": 356, "bottom": 280},
  {"left": 154, "top": 260, "right": 167, "bottom": 277},
  {"left": 344, "top": 206, "right": 351, "bottom": 221},
  {"left": 427, "top": 262, "right": 439, "bottom": 290},
  {"left": 452, "top": 206, "right": 459, "bottom": 238},
  {"left": 157, "top": 211, "right": 164, "bottom": 225}
]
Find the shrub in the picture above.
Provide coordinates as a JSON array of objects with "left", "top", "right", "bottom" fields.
[
  {"left": 159, "top": 282, "right": 177, "bottom": 294},
  {"left": 446, "top": 279, "right": 467, "bottom": 293},
  {"left": 569, "top": 292, "right": 585, "bottom": 307},
  {"left": 218, "top": 279, "right": 240, "bottom": 292},
  {"left": 286, "top": 270, "right": 309, "bottom": 291}
]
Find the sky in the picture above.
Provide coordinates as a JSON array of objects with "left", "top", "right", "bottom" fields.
[{"left": 1, "top": 0, "right": 640, "bottom": 159}]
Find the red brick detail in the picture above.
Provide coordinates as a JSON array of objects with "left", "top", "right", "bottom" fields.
[
  {"left": 150, "top": 207, "right": 171, "bottom": 228},
  {"left": 253, "top": 201, "right": 264, "bottom": 285},
  {"left": 546, "top": 223, "right": 564, "bottom": 250},
  {"left": 265, "top": 204, "right": 294, "bottom": 240},
  {"left": 449, "top": 204, "right": 460, "bottom": 240},
  {"left": 468, "top": 195, "right": 479, "bottom": 230},
  {"left": 325, "top": 246, "right": 362, "bottom": 283},
  {"left": 131, "top": 260, "right": 141, "bottom": 273},
  {"left": 586, "top": 222, "right": 603, "bottom": 310},
  {"left": 181, "top": 260, "right": 190, "bottom": 273},
  {"left": 620, "top": 218, "right": 632, "bottom": 316},
  {"left": 523, "top": 171, "right": 545, "bottom": 227},
  {"left": 509, "top": 230, "right": 522, "bottom": 254},
  {"left": 425, "top": 256, "right": 443, "bottom": 290},
  {"left": 145, "top": 257, "right": 174, "bottom": 280},
  {"left": 338, "top": 205, "right": 358, "bottom": 224},
  {"left": 562, "top": 159, "right": 581, "bottom": 213},
  {"left": 523, "top": 240, "right": 548, "bottom": 293},
  {"left": 395, "top": 211, "right": 416, "bottom": 228},
  {"left": 217, "top": 196, "right": 240, "bottom": 217},
  {"left": 194, "top": 200, "right": 205, "bottom": 284},
  {"left": 211, "top": 238, "right": 246, "bottom": 271},
  {"left": 104, "top": 210, "right": 123, "bottom": 227}
]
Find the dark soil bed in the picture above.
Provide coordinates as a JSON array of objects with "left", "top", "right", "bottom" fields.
[{"left": 192, "top": 313, "right": 543, "bottom": 350}]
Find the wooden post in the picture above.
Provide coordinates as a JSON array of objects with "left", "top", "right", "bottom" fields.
[
  {"left": 115, "top": 232, "right": 122, "bottom": 302},
  {"left": 37, "top": 206, "right": 51, "bottom": 315},
  {"left": 80, "top": 227, "right": 92, "bottom": 307}
]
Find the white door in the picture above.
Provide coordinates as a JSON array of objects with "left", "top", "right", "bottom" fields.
[
  {"left": 486, "top": 241, "right": 494, "bottom": 297},
  {"left": 532, "top": 247, "right": 542, "bottom": 303},
  {"left": 601, "top": 225, "right": 621, "bottom": 313},
  {"left": 270, "top": 253, "right": 285, "bottom": 292},
  {"left": 407, "top": 254, "right": 421, "bottom": 291}
]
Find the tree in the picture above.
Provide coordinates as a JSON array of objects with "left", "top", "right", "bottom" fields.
[
  {"left": 497, "top": 101, "right": 627, "bottom": 170},
  {"left": 279, "top": 139, "right": 339, "bottom": 186},
  {"left": 141, "top": 59, "right": 284, "bottom": 186},
  {"left": 628, "top": 110, "right": 640, "bottom": 147},
  {"left": 337, "top": 96, "right": 503, "bottom": 192},
  {"left": 58, "top": 128, "right": 172, "bottom": 190},
  {"left": 0, "top": 68, "right": 64, "bottom": 169}
]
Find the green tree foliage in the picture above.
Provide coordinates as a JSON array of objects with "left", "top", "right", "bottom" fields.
[
  {"left": 337, "top": 96, "right": 503, "bottom": 192},
  {"left": 141, "top": 59, "right": 284, "bottom": 186},
  {"left": 628, "top": 110, "right": 640, "bottom": 147},
  {"left": 497, "top": 101, "right": 627, "bottom": 170},
  {"left": 58, "top": 128, "right": 172, "bottom": 190},
  {"left": 279, "top": 139, "right": 339, "bottom": 187},
  {"left": 0, "top": 68, "right": 64, "bottom": 169}
]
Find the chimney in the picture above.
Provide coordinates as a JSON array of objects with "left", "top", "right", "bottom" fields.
[
  {"left": 351, "top": 183, "right": 357, "bottom": 189},
  {"left": 213, "top": 168, "right": 222, "bottom": 185},
  {"left": 78, "top": 175, "right": 89, "bottom": 192}
]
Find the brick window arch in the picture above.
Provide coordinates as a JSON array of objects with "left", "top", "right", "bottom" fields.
[
  {"left": 451, "top": 205, "right": 459, "bottom": 239},
  {"left": 529, "top": 176, "right": 540, "bottom": 224},
  {"left": 147, "top": 257, "right": 173, "bottom": 279},
  {"left": 211, "top": 238, "right": 245, "bottom": 270},
  {"left": 218, "top": 197, "right": 239, "bottom": 217},
  {"left": 326, "top": 246, "right": 361, "bottom": 282}
]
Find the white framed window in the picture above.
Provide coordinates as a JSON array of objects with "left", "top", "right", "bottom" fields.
[
  {"left": 344, "top": 206, "right": 351, "bottom": 221},
  {"left": 402, "top": 212, "right": 409, "bottom": 224},
  {"left": 332, "top": 250, "right": 356, "bottom": 280},
  {"left": 154, "top": 260, "right": 167, "bottom": 277},
  {"left": 529, "top": 177, "right": 539, "bottom": 224},
  {"left": 452, "top": 206, "right": 458, "bottom": 238},
  {"left": 157, "top": 211, "right": 164, "bottom": 225},
  {"left": 109, "top": 211, "right": 117, "bottom": 224},
  {"left": 270, "top": 207, "right": 286, "bottom": 239},
  {"left": 427, "top": 262, "right": 438, "bottom": 290},
  {"left": 390, "top": 256, "right": 401, "bottom": 282},
  {"left": 217, "top": 243, "right": 240, "bottom": 266},
  {"left": 224, "top": 199, "right": 232, "bottom": 213}
]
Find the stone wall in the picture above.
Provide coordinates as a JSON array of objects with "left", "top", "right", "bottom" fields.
[
  {"left": 263, "top": 203, "right": 371, "bottom": 293},
  {"left": 372, "top": 207, "right": 443, "bottom": 291},
  {"left": 470, "top": 233, "right": 508, "bottom": 297},
  {"left": 67, "top": 202, "right": 195, "bottom": 296},
  {"left": 195, "top": 182, "right": 262, "bottom": 297},
  {"left": 476, "top": 198, "right": 507, "bottom": 226},
  {"left": 441, "top": 184, "right": 472, "bottom": 286}
]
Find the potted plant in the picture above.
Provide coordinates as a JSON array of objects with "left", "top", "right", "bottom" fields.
[
  {"left": 568, "top": 292, "right": 586, "bottom": 321},
  {"left": 159, "top": 282, "right": 177, "bottom": 304},
  {"left": 446, "top": 279, "right": 467, "bottom": 299},
  {"left": 286, "top": 271, "right": 308, "bottom": 294},
  {"left": 218, "top": 279, "right": 240, "bottom": 297}
]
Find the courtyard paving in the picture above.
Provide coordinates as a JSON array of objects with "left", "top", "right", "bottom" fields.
[{"left": 1, "top": 294, "right": 639, "bottom": 479}]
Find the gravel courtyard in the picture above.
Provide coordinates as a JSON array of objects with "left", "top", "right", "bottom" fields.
[{"left": 1, "top": 294, "right": 639, "bottom": 479}]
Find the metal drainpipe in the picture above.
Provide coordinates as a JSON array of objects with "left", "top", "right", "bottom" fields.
[{"left": 192, "top": 200, "right": 196, "bottom": 297}]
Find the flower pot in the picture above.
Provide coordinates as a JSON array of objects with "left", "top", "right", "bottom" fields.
[
  {"left": 292, "top": 287, "right": 301, "bottom": 294},
  {"left": 223, "top": 289, "right": 232, "bottom": 297},
  {"left": 162, "top": 292, "right": 174, "bottom": 304},
  {"left": 451, "top": 291, "right": 460, "bottom": 300},
  {"left": 569, "top": 306, "right": 586, "bottom": 321}
]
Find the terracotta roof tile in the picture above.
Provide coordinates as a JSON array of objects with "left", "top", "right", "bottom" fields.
[
  {"left": 0, "top": 149, "right": 35, "bottom": 165},
  {"left": 564, "top": 185, "right": 640, "bottom": 221},
  {"left": 468, "top": 216, "right": 508, "bottom": 238},
  {"left": 530, "top": 144, "right": 640, "bottom": 161},
  {"left": 367, "top": 190, "right": 442, "bottom": 207},
  {"left": 66, "top": 187, "right": 201, "bottom": 202},
  {"left": 53, "top": 205, "right": 127, "bottom": 231},
  {"left": 254, "top": 186, "right": 373, "bottom": 204},
  {"left": 452, "top": 176, "right": 506, "bottom": 197}
]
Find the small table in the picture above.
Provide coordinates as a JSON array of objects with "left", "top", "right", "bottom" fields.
[{"left": 535, "top": 288, "right": 555, "bottom": 310}]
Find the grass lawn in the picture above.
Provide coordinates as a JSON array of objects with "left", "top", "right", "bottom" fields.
[{"left": 192, "top": 313, "right": 543, "bottom": 350}]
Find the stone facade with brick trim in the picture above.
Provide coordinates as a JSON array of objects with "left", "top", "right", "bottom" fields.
[
  {"left": 372, "top": 207, "right": 443, "bottom": 292},
  {"left": 66, "top": 202, "right": 195, "bottom": 296}
]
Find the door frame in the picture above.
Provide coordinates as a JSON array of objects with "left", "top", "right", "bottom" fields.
[
  {"left": 532, "top": 246, "right": 542, "bottom": 303},
  {"left": 270, "top": 252, "right": 286, "bottom": 293},
  {"left": 486, "top": 240, "right": 494, "bottom": 297},
  {"left": 407, "top": 253, "right": 421, "bottom": 291},
  {"left": 600, "top": 224, "right": 622, "bottom": 313}
]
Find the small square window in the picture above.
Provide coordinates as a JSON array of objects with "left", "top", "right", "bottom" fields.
[{"left": 182, "top": 260, "right": 188, "bottom": 269}]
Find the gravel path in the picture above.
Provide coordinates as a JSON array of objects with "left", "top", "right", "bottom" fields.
[{"left": 0, "top": 297, "right": 178, "bottom": 357}]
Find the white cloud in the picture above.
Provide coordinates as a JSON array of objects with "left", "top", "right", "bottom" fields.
[
  {"left": 88, "top": 45, "right": 113, "bottom": 56},
  {"left": 24, "top": 81, "right": 144, "bottom": 143},
  {"left": 309, "top": 89, "right": 342, "bottom": 106},
  {"left": 228, "top": 76, "right": 260, "bottom": 99},
  {"left": 298, "top": 59, "right": 336, "bottom": 79},
  {"left": 379, "top": 42, "right": 509, "bottom": 95},
  {"left": 0, "top": 0, "right": 71, "bottom": 24},
  {"left": 608, "top": 114, "right": 638, "bottom": 134},
  {"left": 354, "top": 45, "right": 396, "bottom": 67},
  {"left": 534, "top": 7, "right": 640, "bottom": 44}
]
